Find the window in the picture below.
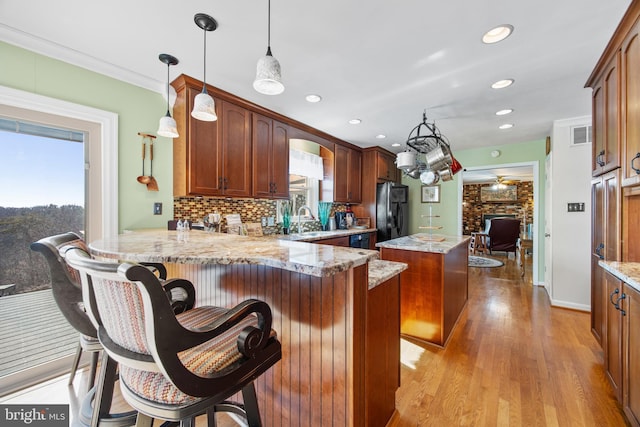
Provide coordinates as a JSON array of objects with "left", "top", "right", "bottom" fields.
[{"left": 0, "top": 85, "right": 118, "bottom": 395}]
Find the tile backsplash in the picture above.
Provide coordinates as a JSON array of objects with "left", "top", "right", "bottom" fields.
[{"left": 173, "top": 197, "right": 342, "bottom": 234}]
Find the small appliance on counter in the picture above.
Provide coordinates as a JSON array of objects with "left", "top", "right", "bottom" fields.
[
  {"left": 335, "top": 212, "right": 347, "bottom": 229},
  {"left": 345, "top": 204, "right": 356, "bottom": 228}
]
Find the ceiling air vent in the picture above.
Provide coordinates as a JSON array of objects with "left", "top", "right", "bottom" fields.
[{"left": 571, "top": 125, "right": 592, "bottom": 146}]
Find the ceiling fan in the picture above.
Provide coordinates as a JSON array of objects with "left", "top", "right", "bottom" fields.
[{"left": 495, "top": 176, "right": 520, "bottom": 185}]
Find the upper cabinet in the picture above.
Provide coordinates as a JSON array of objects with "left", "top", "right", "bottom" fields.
[
  {"left": 252, "top": 114, "right": 289, "bottom": 199},
  {"left": 587, "top": 2, "right": 640, "bottom": 184},
  {"left": 334, "top": 144, "right": 362, "bottom": 204},
  {"left": 591, "top": 54, "right": 620, "bottom": 177},
  {"left": 622, "top": 22, "right": 640, "bottom": 187},
  {"left": 172, "top": 78, "right": 222, "bottom": 196},
  {"left": 219, "top": 101, "right": 252, "bottom": 197},
  {"left": 375, "top": 149, "right": 399, "bottom": 182},
  {"left": 172, "top": 75, "right": 251, "bottom": 197}
]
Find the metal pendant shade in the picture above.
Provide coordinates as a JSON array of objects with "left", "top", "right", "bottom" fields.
[
  {"left": 191, "top": 13, "right": 218, "bottom": 121},
  {"left": 157, "top": 54, "right": 179, "bottom": 138},
  {"left": 254, "top": 0, "right": 284, "bottom": 95}
]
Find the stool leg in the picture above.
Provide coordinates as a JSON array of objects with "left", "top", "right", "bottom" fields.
[
  {"left": 88, "top": 351, "right": 99, "bottom": 390},
  {"left": 242, "top": 383, "right": 262, "bottom": 427},
  {"left": 90, "top": 351, "right": 117, "bottom": 427},
  {"left": 68, "top": 343, "right": 82, "bottom": 386}
]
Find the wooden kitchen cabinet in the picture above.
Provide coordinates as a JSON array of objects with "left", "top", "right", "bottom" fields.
[
  {"left": 591, "top": 170, "right": 621, "bottom": 344},
  {"left": 220, "top": 101, "right": 252, "bottom": 197},
  {"left": 376, "top": 150, "right": 398, "bottom": 182},
  {"left": 252, "top": 113, "right": 289, "bottom": 199},
  {"left": 313, "top": 235, "right": 350, "bottom": 247},
  {"left": 605, "top": 271, "right": 624, "bottom": 401},
  {"left": 624, "top": 282, "right": 640, "bottom": 426},
  {"left": 334, "top": 144, "right": 362, "bottom": 203},
  {"left": 590, "top": 54, "right": 620, "bottom": 177},
  {"left": 171, "top": 75, "right": 251, "bottom": 197},
  {"left": 365, "top": 273, "right": 400, "bottom": 426},
  {"left": 172, "top": 79, "right": 222, "bottom": 196},
  {"left": 621, "top": 21, "right": 640, "bottom": 187}
]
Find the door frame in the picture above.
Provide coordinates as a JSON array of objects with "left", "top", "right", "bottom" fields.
[{"left": 457, "top": 160, "right": 540, "bottom": 286}]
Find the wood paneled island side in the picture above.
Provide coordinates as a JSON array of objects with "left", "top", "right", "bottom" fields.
[
  {"left": 89, "top": 229, "right": 406, "bottom": 426},
  {"left": 377, "top": 234, "right": 470, "bottom": 347}
]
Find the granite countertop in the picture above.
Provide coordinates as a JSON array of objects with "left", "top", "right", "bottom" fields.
[
  {"left": 368, "top": 260, "right": 408, "bottom": 290},
  {"left": 375, "top": 233, "right": 471, "bottom": 254},
  {"left": 89, "top": 229, "right": 379, "bottom": 278},
  {"left": 599, "top": 261, "right": 640, "bottom": 292},
  {"left": 277, "top": 228, "right": 377, "bottom": 242}
]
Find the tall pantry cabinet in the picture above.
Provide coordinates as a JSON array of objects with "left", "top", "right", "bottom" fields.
[{"left": 586, "top": 1, "right": 640, "bottom": 425}]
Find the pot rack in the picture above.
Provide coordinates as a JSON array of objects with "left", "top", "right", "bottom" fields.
[{"left": 396, "top": 111, "right": 461, "bottom": 183}]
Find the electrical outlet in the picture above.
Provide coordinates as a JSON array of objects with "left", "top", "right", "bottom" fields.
[
  {"left": 261, "top": 217, "right": 267, "bottom": 227},
  {"left": 153, "top": 202, "right": 162, "bottom": 215}
]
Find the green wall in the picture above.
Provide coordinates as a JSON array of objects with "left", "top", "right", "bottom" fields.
[
  {"left": 403, "top": 139, "right": 547, "bottom": 281},
  {"left": 1, "top": 42, "right": 172, "bottom": 231}
]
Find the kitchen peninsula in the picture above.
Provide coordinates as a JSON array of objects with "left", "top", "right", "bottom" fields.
[
  {"left": 88, "top": 229, "right": 406, "bottom": 426},
  {"left": 377, "top": 234, "right": 470, "bottom": 347}
]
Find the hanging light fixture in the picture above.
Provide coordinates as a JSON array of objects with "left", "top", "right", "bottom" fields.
[
  {"left": 253, "top": 0, "right": 284, "bottom": 95},
  {"left": 191, "top": 13, "right": 218, "bottom": 121},
  {"left": 157, "top": 53, "right": 179, "bottom": 138}
]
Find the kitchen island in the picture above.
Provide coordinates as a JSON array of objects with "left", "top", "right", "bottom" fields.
[
  {"left": 377, "top": 234, "right": 470, "bottom": 347},
  {"left": 89, "top": 229, "right": 406, "bottom": 426}
]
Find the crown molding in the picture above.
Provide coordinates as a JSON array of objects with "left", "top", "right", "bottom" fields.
[{"left": 0, "top": 23, "right": 164, "bottom": 96}]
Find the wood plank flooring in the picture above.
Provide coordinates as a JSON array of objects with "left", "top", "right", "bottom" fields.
[
  {"left": 387, "top": 252, "right": 627, "bottom": 427},
  {"left": 1, "top": 252, "right": 628, "bottom": 426}
]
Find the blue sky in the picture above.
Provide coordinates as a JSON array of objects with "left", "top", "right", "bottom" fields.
[{"left": 0, "top": 131, "right": 84, "bottom": 208}]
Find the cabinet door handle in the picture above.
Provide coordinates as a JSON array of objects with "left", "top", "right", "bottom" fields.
[
  {"left": 610, "top": 288, "right": 620, "bottom": 308},
  {"left": 596, "top": 150, "right": 605, "bottom": 167},
  {"left": 616, "top": 293, "right": 627, "bottom": 315},
  {"left": 223, "top": 177, "right": 228, "bottom": 190},
  {"left": 218, "top": 177, "right": 223, "bottom": 189},
  {"left": 631, "top": 152, "right": 640, "bottom": 175},
  {"left": 595, "top": 243, "right": 604, "bottom": 259}
]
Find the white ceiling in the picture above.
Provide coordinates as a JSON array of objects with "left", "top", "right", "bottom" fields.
[{"left": 0, "top": 0, "right": 631, "bottom": 153}]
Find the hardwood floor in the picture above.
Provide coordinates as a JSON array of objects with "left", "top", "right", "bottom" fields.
[
  {"left": 1, "top": 252, "right": 628, "bottom": 426},
  {"left": 388, "top": 252, "right": 627, "bottom": 427}
]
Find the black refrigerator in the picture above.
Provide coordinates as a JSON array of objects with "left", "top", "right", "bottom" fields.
[{"left": 376, "top": 182, "right": 409, "bottom": 242}]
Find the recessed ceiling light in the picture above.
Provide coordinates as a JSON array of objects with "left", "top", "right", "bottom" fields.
[
  {"left": 349, "top": 119, "right": 362, "bottom": 125},
  {"left": 482, "top": 25, "right": 514, "bottom": 44},
  {"left": 499, "top": 123, "right": 514, "bottom": 129},
  {"left": 376, "top": 134, "right": 386, "bottom": 139},
  {"left": 496, "top": 109, "right": 513, "bottom": 116},
  {"left": 391, "top": 143, "right": 401, "bottom": 147},
  {"left": 491, "top": 79, "right": 514, "bottom": 89},
  {"left": 305, "top": 94, "right": 322, "bottom": 103}
]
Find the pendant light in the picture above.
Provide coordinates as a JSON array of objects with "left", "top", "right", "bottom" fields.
[
  {"left": 253, "top": 0, "right": 284, "bottom": 95},
  {"left": 191, "top": 13, "right": 218, "bottom": 121},
  {"left": 157, "top": 53, "right": 179, "bottom": 138}
]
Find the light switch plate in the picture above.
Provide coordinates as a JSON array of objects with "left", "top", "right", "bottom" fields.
[
  {"left": 153, "top": 202, "right": 162, "bottom": 215},
  {"left": 567, "top": 202, "right": 584, "bottom": 212}
]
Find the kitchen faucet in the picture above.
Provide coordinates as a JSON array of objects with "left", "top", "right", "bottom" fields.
[{"left": 297, "top": 205, "right": 312, "bottom": 234}]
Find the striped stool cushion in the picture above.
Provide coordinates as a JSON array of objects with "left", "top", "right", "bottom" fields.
[
  {"left": 120, "top": 306, "right": 259, "bottom": 405},
  {"left": 59, "top": 238, "right": 89, "bottom": 286}
]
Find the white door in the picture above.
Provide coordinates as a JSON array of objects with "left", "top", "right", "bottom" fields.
[{"left": 544, "top": 154, "right": 552, "bottom": 295}]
